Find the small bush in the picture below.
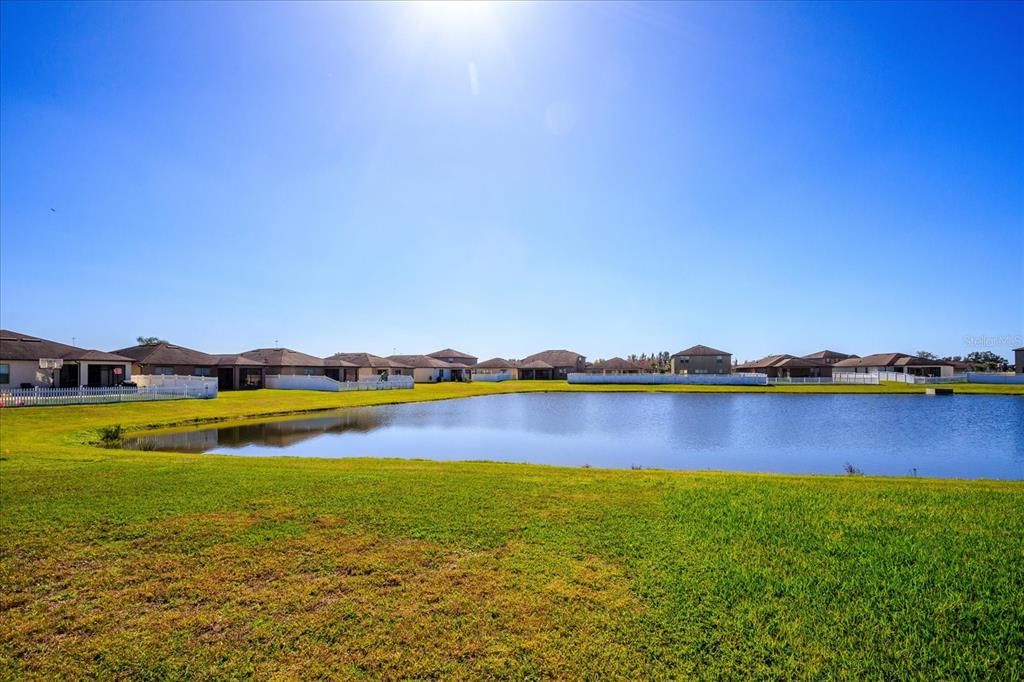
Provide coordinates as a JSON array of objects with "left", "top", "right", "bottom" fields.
[
  {"left": 843, "top": 462, "right": 864, "bottom": 476},
  {"left": 98, "top": 424, "right": 124, "bottom": 446}
]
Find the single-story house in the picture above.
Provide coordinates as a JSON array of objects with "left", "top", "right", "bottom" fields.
[
  {"left": 388, "top": 355, "right": 469, "bottom": 382},
  {"left": 113, "top": 341, "right": 219, "bottom": 379},
  {"left": 427, "top": 348, "right": 478, "bottom": 367},
  {"left": 326, "top": 353, "right": 412, "bottom": 381},
  {"left": 670, "top": 345, "right": 732, "bottom": 375},
  {"left": 832, "top": 353, "right": 955, "bottom": 377},
  {"left": 241, "top": 347, "right": 329, "bottom": 377},
  {"left": 213, "top": 354, "right": 267, "bottom": 390},
  {"left": 801, "top": 350, "right": 857, "bottom": 365},
  {"left": 519, "top": 349, "right": 587, "bottom": 380},
  {"left": 1014, "top": 347, "right": 1023, "bottom": 374},
  {"left": 471, "top": 358, "right": 520, "bottom": 380},
  {"left": 587, "top": 357, "right": 643, "bottom": 374},
  {"left": 735, "top": 354, "right": 831, "bottom": 378},
  {"left": 1, "top": 329, "right": 133, "bottom": 388}
]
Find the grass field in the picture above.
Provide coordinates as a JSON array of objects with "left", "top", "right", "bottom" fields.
[{"left": 2, "top": 382, "right": 1022, "bottom": 678}]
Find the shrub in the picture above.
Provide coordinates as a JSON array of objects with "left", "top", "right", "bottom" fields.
[{"left": 98, "top": 424, "right": 124, "bottom": 446}]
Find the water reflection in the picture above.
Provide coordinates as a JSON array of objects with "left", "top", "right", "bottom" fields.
[{"left": 125, "top": 393, "right": 1024, "bottom": 479}]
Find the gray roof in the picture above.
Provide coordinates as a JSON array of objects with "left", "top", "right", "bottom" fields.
[
  {"left": 519, "top": 359, "right": 554, "bottom": 369},
  {"left": 388, "top": 354, "right": 458, "bottom": 369},
  {"left": 591, "top": 357, "right": 643, "bottom": 371},
  {"left": 672, "top": 344, "right": 730, "bottom": 357},
  {"left": 801, "top": 350, "right": 857, "bottom": 361},
  {"left": 520, "top": 349, "right": 585, "bottom": 367},
  {"left": 736, "top": 354, "right": 828, "bottom": 370},
  {"left": 213, "top": 354, "right": 266, "bottom": 367},
  {"left": 113, "top": 342, "right": 218, "bottom": 366},
  {"left": 0, "top": 329, "right": 132, "bottom": 363}
]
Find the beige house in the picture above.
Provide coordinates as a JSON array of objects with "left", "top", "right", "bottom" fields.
[
  {"left": 388, "top": 355, "right": 469, "bottom": 382},
  {"left": 587, "top": 357, "right": 643, "bottom": 374},
  {"left": 471, "top": 358, "right": 519, "bottom": 380},
  {"left": 327, "top": 353, "right": 412, "bottom": 381},
  {"left": 519, "top": 349, "right": 587, "bottom": 380},
  {"left": 427, "top": 348, "right": 478, "bottom": 367},
  {"left": 670, "top": 345, "right": 732, "bottom": 375},
  {"left": 832, "top": 353, "right": 954, "bottom": 377},
  {"left": 1, "top": 329, "right": 133, "bottom": 388}
]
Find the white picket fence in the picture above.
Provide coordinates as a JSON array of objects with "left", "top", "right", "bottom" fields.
[
  {"left": 0, "top": 385, "right": 213, "bottom": 408},
  {"left": 265, "top": 374, "right": 415, "bottom": 392},
  {"left": 471, "top": 372, "right": 512, "bottom": 382},
  {"left": 568, "top": 373, "right": 769, "bottom": 386}
]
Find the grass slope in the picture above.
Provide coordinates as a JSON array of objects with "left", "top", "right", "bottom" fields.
[{"left": 1, "top": 383, "right": 1022, "bottom": 679}]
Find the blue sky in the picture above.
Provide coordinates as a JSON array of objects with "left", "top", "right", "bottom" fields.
[{"left": 1, "top": 1, "right": 1021, "bottom": 361}]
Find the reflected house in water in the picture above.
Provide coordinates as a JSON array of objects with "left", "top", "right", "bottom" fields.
[
  {"left": 388, "top": 355, "right": 470, "bottom": 382},
  {"left": 326, "top": 353, "right": 412, "bottom": 381},
  {"left": 518, "top": 349, "right": 587, "bottom": 380}
]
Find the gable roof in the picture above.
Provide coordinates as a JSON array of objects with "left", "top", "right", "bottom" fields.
[
  {"left": 241, "top": 348, "right": 326, "bottom": 367},
  {"left": 0, "top": 329, "right": 132, "bottom": 363},
  {"left": 801, "top": 350, "right": 856, "bottom": 361},
  {"left": 328, "top": 352, "right": 410, "bottom": 369},
  {"left": 213, "top": 354, "right": 266, "bottom": 367},
  {"left": 387, "top": 354, "right": 457, "bottom": 369},
  {"left": 672, "top": 344, "right": 730, "bottom": 357},
  {"left": 113, "top": 342, "right": 218, "bottom": 366},
  {"left": 521, "top": 349, "right": 585, "bottom": 366},
  {"left": 473, "top": 357, "right": 519, "bottom": 369},
  {"left": 833, "top": 353, "right": 952, "bottom": 368},
  {"left": 427, "top": 348, "right": 477, "bottom": 363},
  {"left": 591, "top": 357, "right": 643, "bottom": 371},
  {"left": 736, "top": 354, "right": 828, "bottom": 370}
]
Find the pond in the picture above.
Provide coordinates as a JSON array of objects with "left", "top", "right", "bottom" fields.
[{"left": 125, "top": 393, "right": 1024, "bottom": 479}]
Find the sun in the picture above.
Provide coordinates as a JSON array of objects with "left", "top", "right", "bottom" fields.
[{"left": 415, "top": 0, "right": 495, "bottom": 31}]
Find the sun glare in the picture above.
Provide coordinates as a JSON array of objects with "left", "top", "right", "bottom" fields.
[{"left": 415, "top": 0, "right": 495, "bottom": 30}]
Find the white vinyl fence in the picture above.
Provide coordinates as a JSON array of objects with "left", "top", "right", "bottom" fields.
[
  {"left": 568, "top": 373, "right": 769, "bottom": 386},
  {"left": 471, "top": 372, "right": 512, "bottom": 382},
  {"left": 874, "top": 371, "right": 967, "bottom": 385},
  {"left": 965, "top": 372, "right": 1024, "bottom": 384},
  {"left": 132, "top": 374, "right": 219, "bottom": 396},
  {"left": 265, "top": 374, "right": 415, "bottom": 392},
  {"left": 0, "top": 385, "right": 214, "bottom": 408}
]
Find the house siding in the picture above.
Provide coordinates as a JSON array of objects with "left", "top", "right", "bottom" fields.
[{"left": 671, "top": 354, "right": 731, "bottom": 375}]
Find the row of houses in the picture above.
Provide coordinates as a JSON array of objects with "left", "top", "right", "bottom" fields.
[{"left": 3, "top": 329, "right": 1021, "bottom": 389}]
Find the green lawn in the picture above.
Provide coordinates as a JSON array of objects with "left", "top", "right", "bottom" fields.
[{"left": 1, "top": 383, "right": 1022, "bottom": 679}]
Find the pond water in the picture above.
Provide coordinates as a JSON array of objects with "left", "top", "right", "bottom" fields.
[{"left": 125, "top": 393, "right": 1024, "bottom": 479}]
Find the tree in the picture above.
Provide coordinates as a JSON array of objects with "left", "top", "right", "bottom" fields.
[
  {"left": 916, "top": 351, "right": 939, "bottom": 360},
  {"left": 965, "top": 351, "right": 1008, "bottom": 372},
  {"left": 136, "top": 336, "right": 166, "bottom": 346}
]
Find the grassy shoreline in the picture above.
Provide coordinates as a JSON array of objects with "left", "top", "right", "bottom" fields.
[{"left": 2, "top": 383, "right": 1022, "bottom": 678}]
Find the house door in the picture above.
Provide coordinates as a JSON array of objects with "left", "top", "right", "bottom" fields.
[
  {"left": 87, "top": 365, "right": 118, "bottom": 387},
  {"left": 217, "top": 368, "right": 234, "bottom": 390},
  {"left": 59, "top": 364, "right": 79, "bottom": 387}
]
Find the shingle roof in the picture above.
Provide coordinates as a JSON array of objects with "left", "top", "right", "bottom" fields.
[
  {"left": 591, "top": 357, "right": 643, "bottom": 371},
  {"left": 329, "top": 352, "right": 410, "bottom": 369},
  {"left": 427, "top": 348, "right": 477, "bottom": 363},
  {"left": 520, "top": 349, "right": 585, "bottom": 366},
  {"left": 241, "top": 348, "right": 326, "bottom": 367},
  {"left": 387, "top": 354, "right": 454, "bottom": 369},
  {"left": 519, "top": 359, "right": 554, "bottom": 369},
  {"left": 214, "top": 354, "right": 266, "bottom": 367},
  {"left": 473, "top": 357, "right": 519, "bottom": 369},
  {"left": 672, "top": 344, "right": 730, "bottom": 357},
  {"left": 113, "top": 342, "right": 218, "bottom": 366},
  {"left": 736, "top": 354, "right": 828, "bottom": 370},
  {"left": 833, "top": 353, "right": 952, "bottom": 368},
  {"left": 801, "top": 350, "right": 856, "bottom": 361},
  {"left": 0, "top": 329, "right": 133, "bottom": 363}
]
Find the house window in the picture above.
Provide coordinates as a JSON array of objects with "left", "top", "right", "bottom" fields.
[
  {"left": 154, "top": 367, "right": 174, "bottom": 375},
  {"left": 0, "top": 363, "right": 9, "bottom": 385},
  {"left": 193, "top": 367, "right": 213, "bottom": 377},
  {"left": 716, "top": 356, "right": 723, "bottom": 363},
  {"left": 303, "top": 368, "right": 317, "bottom": 375}
]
